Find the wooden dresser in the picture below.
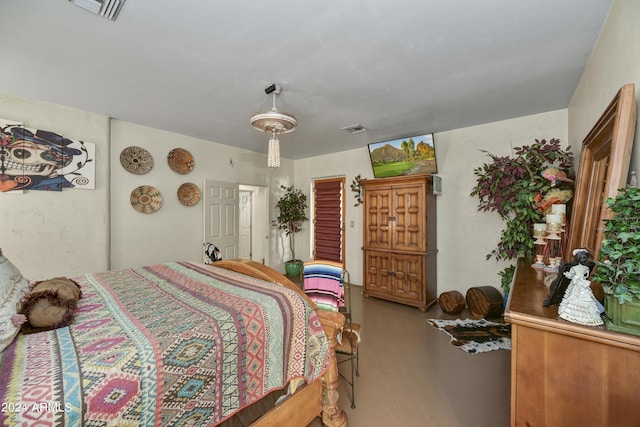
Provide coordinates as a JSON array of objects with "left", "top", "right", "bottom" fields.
[
  {"left": 361, "top": 175, "right": 437, "bottom": 311},
  {"left": 505, "top": 258, "right": 640, "bottom": 426}
]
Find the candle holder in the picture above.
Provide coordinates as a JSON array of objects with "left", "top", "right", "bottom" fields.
[
  {"left": 551, "top": 204, "right": 567, "bottom": 225},
  {"left": 532, "top": 223, "right": 547, "bottom": 269},
  {"left": 551, "top": 203, "right": 569, "bottom": 260},
  {"left": 543, "top": 214, "right": 563, "bottom": 272},
  {"left": 533, "top": 223, "right": 547, "bottom": 244},
  {"left": 546, "top": 218, "right": 563, "bottom": 241},
  {"left": 543, "top": 243, "right": 562, "bottom": 273}
]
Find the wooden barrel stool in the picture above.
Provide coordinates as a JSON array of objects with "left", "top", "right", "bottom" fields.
[
  {"left": 438, "top": 290, "right": 466, "bottom": 314},
  {"left": 466, "top": 286, "right": 503, "bottom": 318}
]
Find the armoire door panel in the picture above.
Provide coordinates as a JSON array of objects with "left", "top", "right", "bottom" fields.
[
  {"left": 364, "top": 251, "right": 393, "bottom": 295},
  {"left": 392, "top": 254, "right": 424, "bottom": 302},
  {"left": 364, "top": 188, "right": 392, "bottom": 249},
  {"left": 391, "top": 184, "right": 426, "bottom": 252}
]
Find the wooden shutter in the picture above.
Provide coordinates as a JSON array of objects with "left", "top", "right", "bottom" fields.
[{"left": 313, "top": 178, "right": 345, "bottom": 263}]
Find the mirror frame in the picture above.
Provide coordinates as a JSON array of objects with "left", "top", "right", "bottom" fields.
[{"left": 566, "top": 83, "right": 636, "bottom": 262}]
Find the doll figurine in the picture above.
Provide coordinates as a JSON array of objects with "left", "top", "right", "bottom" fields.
[{"left": 557, "top": 249, "right": 604, "bottom": 326}]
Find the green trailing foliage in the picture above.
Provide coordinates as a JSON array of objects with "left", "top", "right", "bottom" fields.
[
  {"left": 471, "top": 138, "right": 574, "bottom": 292},
  {"left": 498, "top": 264, "right": 516, "bottom": 293},
  {"left": 592, "top": 187, "right": 640, "bottom": 304}
]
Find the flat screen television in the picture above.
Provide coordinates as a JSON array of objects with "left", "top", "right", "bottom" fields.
[{"left": 367, "top": 133, "right": 437, "bottom": 178}]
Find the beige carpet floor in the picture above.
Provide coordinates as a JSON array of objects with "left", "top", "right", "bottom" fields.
[{"left": 309, "top": 288, "right": 511, "bottom": 427}]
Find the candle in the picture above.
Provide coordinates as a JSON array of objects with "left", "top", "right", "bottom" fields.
[
  {"left": 551, "top": 204, "right": 566, "bottom": 215},
  {"left": 546, "top": 213, "right": 561, "bottom": 224},
  {"left": 533, "top": 222, "right": 547, "bottom": 240},
  {"left": 533, "top": 223, "right": 547, "bottom": 232}
]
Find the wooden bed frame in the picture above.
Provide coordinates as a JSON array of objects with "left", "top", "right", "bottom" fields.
[{"left": 214, "top": 260, "right": 348, "bottom": 427}]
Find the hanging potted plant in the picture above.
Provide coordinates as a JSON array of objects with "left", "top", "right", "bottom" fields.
[
  {"left": 591, "top": 187, "right": 640, "bottom": 336},
  {"left": 276, "top": 184, "right": 308, "bottom": 277},
  {"left": 350, "top": 173, "right": 364, "bottom": 207},
  {"left": 471, "top": 138, "right": 574, "bottom": 294}
]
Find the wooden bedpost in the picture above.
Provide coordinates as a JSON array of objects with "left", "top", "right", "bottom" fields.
[
  {"left": 317, "top": 310, "right": 349, "bottom": 427},
  {"left": 211, "top": 260, "right": 348, "bottom": 426}
]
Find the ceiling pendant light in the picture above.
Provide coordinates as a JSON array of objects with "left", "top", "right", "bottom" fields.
[
  {"left": 250, "top": 84, "right": 297, "bottom": 168},
  {"left": 267, "top": 132, "right": 280, "bottom": 168}
]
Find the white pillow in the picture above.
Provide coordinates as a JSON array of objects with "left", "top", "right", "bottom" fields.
[{"left": 0, "top": 250, "right": 31, "bottom": 353}]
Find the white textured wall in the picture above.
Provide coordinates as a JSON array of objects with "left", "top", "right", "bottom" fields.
[
  {"left": 436, "top": 110, "right": 567, "bottom": 295},
  {"left": 0, "top": 92, "right": 110, "bottom": 280},
  {"left": 295, "top": 109, "right": 568, "bottom": 294},
  {"left": 569, "top": 0, "right": 640, "bottom": 176},
  {"left": 294, "top": 149, "right": 372, "bottom": 285},
  {"left": 0, "top": 93, "right": 297, "bottom": 279},
  {"left": 110, "top": 120, "right": 294, "bottom": 271}
]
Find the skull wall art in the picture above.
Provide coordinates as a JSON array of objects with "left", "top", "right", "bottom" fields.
[{"left": 0, "top": 120, "right": 95, "bottom": 192}]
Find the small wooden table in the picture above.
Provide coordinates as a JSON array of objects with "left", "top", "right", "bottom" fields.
[{"left": 505, "top": 258, "right": 640, "bottom": 427}]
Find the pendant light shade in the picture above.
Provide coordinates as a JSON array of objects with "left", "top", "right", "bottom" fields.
[
  {"left": 250, "top": 84, "right": 296, "bottom": 168},
  {"left": 250, "top": 110, "right": 297, "bottom": 134},
  {"left": 268, "top": 133, "right": 280, "bottom": 168}
]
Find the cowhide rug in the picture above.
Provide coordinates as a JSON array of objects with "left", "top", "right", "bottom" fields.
[{"left": 427, "top": 318, "right": 511, "bottom": 354}]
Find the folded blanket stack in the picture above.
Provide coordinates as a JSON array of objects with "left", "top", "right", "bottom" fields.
[{"left": 303, "top": 261, "right": 344, "bottom": 311}]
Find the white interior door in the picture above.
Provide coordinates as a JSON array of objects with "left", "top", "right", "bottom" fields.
[
  {"left": 238, "top": 184, "right": 269, "bottom": 265},
  {"left": 238, "top": 190, "right": 252, "bottom": 260},
  {"left": 204, "top": 180, "right": 239, "bottom": 261},
  {"left": 252, "top": 186, "right": 269, "bottom": 265}
]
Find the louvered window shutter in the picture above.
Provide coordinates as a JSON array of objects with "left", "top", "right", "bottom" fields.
[{"left": 314, "top": 179, "right": 344, "bottom": 263}]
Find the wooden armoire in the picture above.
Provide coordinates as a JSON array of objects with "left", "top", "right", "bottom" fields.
[{"left": 361, "top": 174, "right": 437, "bottom": 311}]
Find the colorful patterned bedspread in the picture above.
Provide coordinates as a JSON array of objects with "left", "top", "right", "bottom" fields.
[{"left": 0, "top": 262, "right": 331, "bottom": 426}]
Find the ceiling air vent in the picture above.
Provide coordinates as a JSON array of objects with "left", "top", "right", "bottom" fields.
[
  {"left": 342, "top": 124, "right": 367, "bottom": 134},
  {"left": 69, "top": 0, "right": 126, "bottom": 21}
]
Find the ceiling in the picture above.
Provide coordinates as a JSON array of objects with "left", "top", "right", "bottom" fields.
[{"left": 0, "top": 0, "right": 612, "bottom": 160}]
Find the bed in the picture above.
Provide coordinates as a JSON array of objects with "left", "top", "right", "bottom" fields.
[{"left": 0, "top": 259, "right": 348, "bottom": 427}]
